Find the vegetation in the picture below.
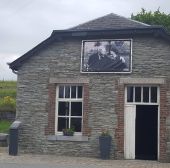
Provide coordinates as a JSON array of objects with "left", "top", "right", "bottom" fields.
[
  {"left": 100, "top": 128, "right": 110, "bottom": 136},
  {"left": 0, "top": 81, "right": 16, "bottom": 133},
  {"left": 0, "top": 120, "right": 12, "bottom": 133},
  {"left": 63, "top": 127, "right": 75, "bottom": 136},
  {"left": 0, "top": 81, "right": 16, "bottom": 112},
  {"left": 131, "top": 8, "right": 170, "bottom": 33}
]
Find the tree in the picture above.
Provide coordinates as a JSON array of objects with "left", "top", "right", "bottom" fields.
[{"left": 131, "top": 8, "right": 170, "bottom": 33}]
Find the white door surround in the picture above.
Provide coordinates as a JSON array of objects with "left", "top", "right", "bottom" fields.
[{"left": 124, "top": 86, "right": 160, "bottom": 160}]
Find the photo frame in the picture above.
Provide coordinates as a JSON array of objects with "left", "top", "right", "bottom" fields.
[{"left": 81, "top": 39, "right": 132, "bottom": 73}]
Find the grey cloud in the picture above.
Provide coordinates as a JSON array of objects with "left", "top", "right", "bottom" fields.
[{"left": 0, "top": 0, "right": 169, "bottom": 80}]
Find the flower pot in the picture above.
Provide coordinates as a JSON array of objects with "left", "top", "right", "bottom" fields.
[
  {"left": 99, "top": 136, "right": 112, "bottom": 159},
  {"left": 63, "top": 130, "right": 74, "bottom": 136},
  {"left": 63, "top": 132, "right": 74, "bottom": 136}
]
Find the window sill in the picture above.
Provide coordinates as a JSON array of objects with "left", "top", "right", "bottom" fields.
[{"left": 47, "top": 135, "right": 89, "bottom": 142}]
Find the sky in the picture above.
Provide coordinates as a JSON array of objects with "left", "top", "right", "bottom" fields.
[{"left": 0, "top": 0, "right": 170, "bottom": 80}]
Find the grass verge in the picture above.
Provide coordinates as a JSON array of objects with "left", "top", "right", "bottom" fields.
[{"left": 0, "top": 120, "right": 12, "bottom": 133}]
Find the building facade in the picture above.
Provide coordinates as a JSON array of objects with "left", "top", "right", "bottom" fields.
[{"left": 9, "top": 14, "right": 170, "bottom": 162}]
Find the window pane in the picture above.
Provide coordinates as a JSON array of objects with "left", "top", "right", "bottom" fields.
[
  {"left": 143, "top": 87, "right": 149, "bottom": 102},
  {"left": 135, "top": 87, "right": 141, "bottom": 102},
  {"left": 65, "top": 86, "right": 70, "bottom": 98},
  {"left": 71, "top": 102, "right": 82, "bottom": 116},
  {"left": 58, "top": 117, "right": 69, "bottom": 131},
  {"left": 151, "top": 87, "right": 157, "bottom": 103},
  {"left": 127, "top": 86, "right": 133, "bottom": 102},
  {"left": 71, "top": 118, "right": 82, "bottom": 132},
  {"left": 59, "top": 86, "right": 64, "bottom": 98},
  {"left": 78, "top": 86, "right": 82, "bottom": 98},
  {"left": 58, "top": 102, "right": 69, "bottom": 116},
  {"left": 71, "top": 86, "right": 76, "bottom": 98}
]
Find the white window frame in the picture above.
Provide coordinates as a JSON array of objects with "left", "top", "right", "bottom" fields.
[
  {"left": 124, "top": 85, "right": 160, "bottom": 160},
  {"left": 55, "top": 85, "right": 83, "bottom": 135},
  {"left": 125, "top": 85, "right": 160, "bottom": 105}
]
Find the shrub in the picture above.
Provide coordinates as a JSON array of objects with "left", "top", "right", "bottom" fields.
[{"left": 0, "top": 96, "right": 16, "bottom": 112}]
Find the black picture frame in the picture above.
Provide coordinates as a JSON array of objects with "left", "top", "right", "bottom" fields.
[{"left": 81, "top": 39, "right": 132, "bottom": 73}]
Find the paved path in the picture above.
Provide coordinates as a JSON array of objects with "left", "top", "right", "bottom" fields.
[{"left": 0, "top": 148, "right": 170, "bottom": 168}]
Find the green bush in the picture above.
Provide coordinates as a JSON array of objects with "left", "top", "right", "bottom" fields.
[
  {"left": 0, "top": 81, "right": 16, "bottom": 113},
  {"left": 0, "top": 96, "right": 16, "bottom": 112}
]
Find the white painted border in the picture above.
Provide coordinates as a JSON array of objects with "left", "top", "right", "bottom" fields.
[
  {"left": 124, "top": 104, "right": 136, "bottom": 159},
  {"left": 55, "top": 85, "right": 83, "bottom": 136},
  {"left": 124, "top": 85, "right": 160, "bottom": 160},
  {"left": 80, "top": 39, "right": 133, "bottom": 73}
]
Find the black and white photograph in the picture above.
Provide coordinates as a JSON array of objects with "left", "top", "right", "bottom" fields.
[{"left": 81, "top": 39, "right": 132, "bottom": 73}]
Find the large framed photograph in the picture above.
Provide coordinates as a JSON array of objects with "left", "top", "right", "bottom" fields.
[{"left": 81, "top": 39, "right": 132, "bottom": 73}]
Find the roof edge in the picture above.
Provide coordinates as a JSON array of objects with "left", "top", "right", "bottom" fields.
[
  {"left": 9, "top": 35, "right": 53, "bottom": 71},
  {"left": 9, "top": 26, "right": 170, "bottom": 71}
]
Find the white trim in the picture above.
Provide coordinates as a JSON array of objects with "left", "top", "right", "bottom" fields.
[
  {"left": 126, "top": 85, "right": 159, "bottom": 105},
  {"left": 80, "top": 38, "right": 133, "bottom": 73},
  {"left": 124, "top": 85, "right": 160, "bottom": 160},
  {"left": 124, "top": 104, "right": 136, "bottom": 159},
  {"left": 55, "top": 85, "right": 83, "bottom": 135}
]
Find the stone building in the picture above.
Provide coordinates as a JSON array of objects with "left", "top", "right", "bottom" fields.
[{"left": 9, "top": 13, "right": 170, "bottom": 162}]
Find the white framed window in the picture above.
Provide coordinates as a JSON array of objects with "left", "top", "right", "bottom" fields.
[
  {"left": 55, "top": 85, "right": 83, "bottom": 134},
  {"left": 125, "top": 86, "right": 159, "bottom": 104}
]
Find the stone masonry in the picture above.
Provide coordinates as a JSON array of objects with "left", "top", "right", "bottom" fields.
[{"left": 16, "top": 36, "right": 170, "bottom": 161}]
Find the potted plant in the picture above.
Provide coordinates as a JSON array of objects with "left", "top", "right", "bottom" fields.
[
  {"left": 99, "top": 128, "right": 112, "bottom": 159},
  {"left": 62, "top": 127, "right": 75, "bottom": 136}
]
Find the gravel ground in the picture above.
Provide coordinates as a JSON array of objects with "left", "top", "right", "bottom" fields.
[{"left": 0, "top": 147, "right": 170, "bottom": 168}]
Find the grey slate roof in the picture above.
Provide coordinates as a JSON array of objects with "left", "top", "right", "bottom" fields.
[
  {"left": 9, "top": 13, "right": 170, "bottom": 71},
  {"left": 69, "top": 13, "right": 150, "bottom": 30}
]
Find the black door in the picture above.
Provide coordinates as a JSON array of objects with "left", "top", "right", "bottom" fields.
[{"left": 135, "top": 105, "right": 158, "bottom": 160}]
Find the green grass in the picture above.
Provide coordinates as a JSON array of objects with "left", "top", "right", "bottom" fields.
[
  {"left": 0, "top": 81, "right": 17, "bottom": 88},
  {"left": 0, "top": 120, "right": 12, "bottom": 133},
  {"left": 0, "top": 89, "right": 16, "bottom": 98}
]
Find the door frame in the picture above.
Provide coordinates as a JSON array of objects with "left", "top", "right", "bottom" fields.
[{"left": 124, "top": 86, "right": 160, "bottom": 160}]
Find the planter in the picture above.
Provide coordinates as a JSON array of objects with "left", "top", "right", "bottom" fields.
[
  {"left": 63, "top": 131, "right": 74, "bottom": 136},
  {"left": 62, "top": 129, "right": 74, "bottom": 136},
  {"left": 99, "top": 135, "right": 112, "bottom": 159}
]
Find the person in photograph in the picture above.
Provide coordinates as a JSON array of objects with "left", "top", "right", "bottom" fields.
[{"left": 87, "top": 41, "right": 127, "bottom": 72}]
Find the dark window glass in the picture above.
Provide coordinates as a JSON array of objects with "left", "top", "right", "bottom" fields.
[
  {"left": 135, "top": 87, "right": 141, "bottom": 102},
  {"left": 127, "top": 86, "right": 133, "bottom": 102},
  {"left": 143, "top": 87, "right": 149, "bottom": 102},
  {"left": 71, "top": 102, "right": 82, "bottom": 116},
  {"left": 71, "top": 118, "right": 82, "bottom": 132},
  {"left": 151, "top": 87, "right": 157, "bottom": 103},
  {"left": 59, "top": 86, "right": 64, "bottom": 98},
  {"left": 58, "top": 102, "right": 69, "bottom": 116},
  {"left": 58, "top": 117, "right": 69, "bottom": 131},
  {"left": 78, "top": 86, "right": 82, "bottom": 98},
  {"left": 65, "top": 86, "right": 70, "bottom": 98},
  {"left": 71, "top": 86, "right": 76, "bottom": 98}
]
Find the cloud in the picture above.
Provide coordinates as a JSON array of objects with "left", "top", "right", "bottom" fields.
[
  {"left": 0, "top": 53, "right": 19, "bottom": 81},
  {"left": 0, "top": 0, "right": 169, "bottom": 80}
]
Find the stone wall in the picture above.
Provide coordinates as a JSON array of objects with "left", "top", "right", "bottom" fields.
[{"left": 16, "top": 36, "right": 170, "bottom": 161}]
